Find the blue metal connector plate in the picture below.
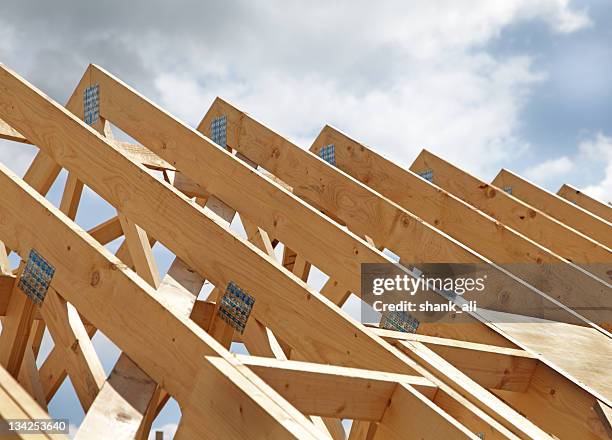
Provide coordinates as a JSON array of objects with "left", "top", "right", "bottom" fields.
[
  {"left": 218, "top": 281, "right": 255, "bottom": 334},
  {"left": 83, "top": 85, "right": 100, "bottom": 126},
  {"left": 18, "top": 249, "right": 55, "bottom": 305},
  {"left": 318, "top": 144, "right": 336, "bottom": 166},
  {"left": 417, "top": 169, "right": 433, "bottom": 183},
  {"left": 210, "top": 115, "right": 227, "bottom": 148}
]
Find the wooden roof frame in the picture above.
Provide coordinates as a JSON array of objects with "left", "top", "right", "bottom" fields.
[{"left": 0, "top": 63, "right": 608, "bottom": 439}]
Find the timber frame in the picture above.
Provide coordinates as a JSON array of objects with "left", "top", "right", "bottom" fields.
[{"left": 0, "top": 63, "right": 609, "bottom": 439}]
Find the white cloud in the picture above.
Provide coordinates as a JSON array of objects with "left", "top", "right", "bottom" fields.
[
  {"left": 0, "top": 1, "right": 592, "bottom": 179},
  {"left": 542, "top": 0, "right": 591, "bottom": 33},
  {"left": 152, "top": 1, "right": 585, "bottom": 178},
  {"left": 577, "top": 132, "right": 612, "bottom": 204},
  {"left": 522, "top": 132, "right": 612, "bottom": 205},
  {"left": 524, "top": 156, "right": 574, "bottom": 184}
]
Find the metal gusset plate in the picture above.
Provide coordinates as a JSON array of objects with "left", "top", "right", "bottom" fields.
[
  {"left": 210, "top": 115, "right": 227, "bottom": 148},
  {"left": 83, "top": 84, "right": 100, "bottom": 125},
  {"left": 18, "top": 249, "right": 55, "bottom": 305},
  {"left": 380, "top": 310, "right": 419, "bottom": 333},
  {"left": 318, "top": 144, "right": 336, "bottom": 166},
  {"left": 218, "top": 281, "right": 255, "bottom": 334},
  {"left": 417, "top": 169, "right": 433, "bottom": 183}
]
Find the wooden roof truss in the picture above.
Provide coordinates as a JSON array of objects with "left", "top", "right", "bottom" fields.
[{"left": 0, "top": 63, "right": 610, "bottom": 439}]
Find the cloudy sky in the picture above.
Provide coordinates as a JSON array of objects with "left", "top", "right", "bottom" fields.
[
  {"left": 0, "top": 0, "right": 611, "bottom": 437},
  {"left": 1, "top": 0, "right": 612, "bottom": 202}
]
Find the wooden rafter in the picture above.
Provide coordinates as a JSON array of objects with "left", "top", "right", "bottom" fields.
[
  {"left": 492, "top": 169, "right": 611, "bottom": 248},
  {"left": 557, "top": 183, "right": 612, "bottom": 222}
]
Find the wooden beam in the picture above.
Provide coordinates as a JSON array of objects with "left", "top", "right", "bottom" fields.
[
  {"left": 374, "top": 329, "right": 537, "bottom": 392},
  {"left": 0, "top": 241, "right": 10, "bottom": 275},
  {"left": 29, "top": 318, "right": 45, "bottom": 358},
  {"left": 374, "top": 383, "right": 478, "bottom": 440},
  {"left": 595, "top": 400, "right": 612, "bottom": 439},
  {"left": 59, "top": 172, "right": 84, "bottom": 220},
  {"left": 242, "top": 217, "right": 276, "bottom": 258},
  {"left": 492, "top": 169, "right": 611, "bottom": 248},
  {"left": 242, "top": 210, "right": 346, "bottom": 439},
  {"left": 0, "top": 365, "right": 68, "bottom": 440},
  {"left": 78, "top": 119, "right": 191, "bottom": 440},
  {"left": 395, "top": 340, "right": 553, "bottom": 439},
  {"left": 117, "top": 213, "right": 160, "bottom": 288},
  {"left": 40, "top": 160, "right": 107, "bottom": 412},
  {"left": 492, "top": 361, "right": 610, "bottom": 440},
  {"left": 557, "top": 184, "right": 611, "bottom": 222},
  {"left": 0, "top": 113, "right": 74, "bottom": 384},
  {"left": 189, "top": 299, "right": 215, "bottom": 330},
  {"left": 0, "top": 117, "right": 29, "bottom": 143},
  {"left": 25, "top": 115, "right": 116, "bottom": 411},
  {"left": 243, "top": 207, "right": 349, "bottom": 440},
  {"left": 0, "top": 264, "right": 35, "bottom": 377},
  {"left": 39, "top": 288, "right": 105, "bottom": 411},
  {"left": 21, "top": 152, "right": 62, "bottom": 197},
  {"left": 196, "top": 195, "right": 238, "bottom": 350},
  {"left": 16, "top": 321, "right": 47, "bottom": 410},
  {"left": 38, "top": 242, "right": 131, "bottom": 402},
  {"left": 236, "top": 354, "right": 436, "bottom": 420},
  {"left": 75, "top": 354, "right": 157, "bottom": 440},
  {"left": 311, "top": 417, "right": 343, "bottom": 440},
  {"left": 491, "top": 319, "right": 612, "bottom": 409},
  {"left": 0, "top": 275, "right": 38, "bottom": 319},
  {"left": 134, "top": 385, "right": 163, "bottom": 440},
  {"left": 88, "top": 216, "right": 123, "bottom": 245},
  {"left": 410, "top": 151, "right": 611, "bottom": 274},
  {"left": 238, "top": 224, "right": 293, "bottom": 360},
  {"left": 157, "top": 257, "right": 206, "bottom": 327},
  {"left": 75, "top": 251, "right": 205, "bottom": 440},
  {"left": 281, "top": 246, "right": 312, "bottom": 284},
  {"left": 110, "top": 140, "right": 175, "bottom": 171},
  {"left": 234, "top": 158, "right": 377, "bottom": 438},
  {"left": 242, "top": 319, "right": 289, "bottom": 360},
  {"left": 348, "top": 421, "right": 377, "bottom": 440},
  {"left": 136, "top": 256, "right": 209, "bottom": 437}
]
